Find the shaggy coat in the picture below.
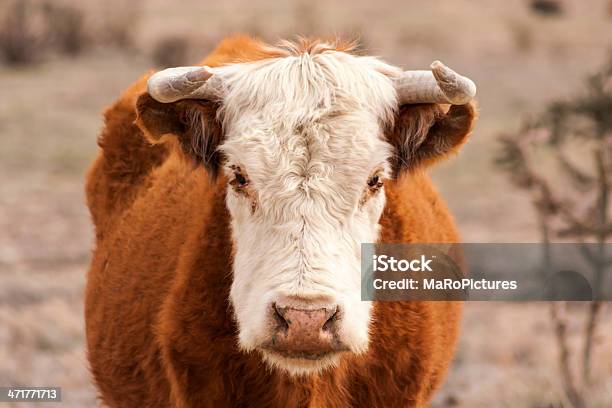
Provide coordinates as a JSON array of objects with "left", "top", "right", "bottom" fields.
[{"left": 85, "top": 36, "right": 476, "bottom": 407}]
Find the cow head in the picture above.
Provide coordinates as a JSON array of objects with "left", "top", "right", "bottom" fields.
[{"left": 136, "top": 40, "right": 476, "bottom": 376}]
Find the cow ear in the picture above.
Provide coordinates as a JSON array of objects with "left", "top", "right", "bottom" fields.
[
  {"left": 387, "top": 102, "right": 477, "bottom": 176},
  {"left": 135, "top": 92, "right": 224, "bottom": 178}
]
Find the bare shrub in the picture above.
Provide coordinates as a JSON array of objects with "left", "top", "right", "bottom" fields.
[
  {"left": 0, "top": 1, "right": 41, "bottom": 65},
  {"left": 41, "top": 2, "right": 87, "bottom": 56},
  {"left": 497, "top": 59, "right": 612, "bottom": 408},
  {"left": 0, "top": 1, "right": 88, "bottom": 65},
  {"left": 152, "top": 35, "right": 191, "bottom": 68},
  {"left": 530, "top": 0, "right": 564, "bottom": 17}
]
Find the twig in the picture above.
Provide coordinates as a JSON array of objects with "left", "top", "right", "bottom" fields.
[
  {"left": 582, "top": 301, "right": 602, "bottom": 384},
  {"left": 582, "top": 148, "right": 609, "bottom": 384},
  {"left": 550, "top": 302, "right": 585, "bottom": 408}
]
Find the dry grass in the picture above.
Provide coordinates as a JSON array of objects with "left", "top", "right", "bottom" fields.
[{"left": 0, "top": 0, "right": 611, "bottom": 406}]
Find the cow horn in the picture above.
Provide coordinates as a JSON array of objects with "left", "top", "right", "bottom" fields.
[
  {"left": 395, "top": 61, "right": 476, "bottom": 105},
  {"left": 147, "top": 66, "right": 224, "bottom": 103}
]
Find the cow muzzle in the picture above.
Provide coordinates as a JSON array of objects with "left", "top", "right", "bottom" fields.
[{"left": 263, "top": 297, "right": 348, "bottom": 360}]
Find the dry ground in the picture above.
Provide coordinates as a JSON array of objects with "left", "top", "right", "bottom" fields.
[{"left": 1, "top": 0, "right": 611, "bottom": 406}]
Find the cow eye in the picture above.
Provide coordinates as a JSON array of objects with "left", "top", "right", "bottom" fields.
[
  {"left": 230, "top": 170, "right": 249, "bottom": 190},
  {"left": 367, "top": 175, "right": 383, "bottom": 189},
  {"left": 235, "top": 172, "right": 247, "bottom": 187}
]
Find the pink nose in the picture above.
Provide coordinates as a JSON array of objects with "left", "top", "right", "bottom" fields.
[{"left": 265, "top": 301, "right": 344, "bottom": 359}]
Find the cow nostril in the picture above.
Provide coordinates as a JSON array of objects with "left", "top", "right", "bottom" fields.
[
  {"left": 322, "top": 307, "right": 339, "bottom": 333},
  {"left": 272, "top": 303, "right": 289, "bottom": 332},
  {"left": 266, "top": 302, "right": 345, "bottom": 356}
]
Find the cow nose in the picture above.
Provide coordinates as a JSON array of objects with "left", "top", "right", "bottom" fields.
[{"left": 267, "top": 301, "right": 342, "bottom": 358}]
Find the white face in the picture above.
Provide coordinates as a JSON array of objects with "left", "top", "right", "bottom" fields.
[{"left": 215, "top": 49, "right": 400, "bottom": 375}]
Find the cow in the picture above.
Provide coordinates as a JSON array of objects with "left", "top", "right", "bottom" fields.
[{"left": 85, "top": 35, "right": 477, "bottom": 407}]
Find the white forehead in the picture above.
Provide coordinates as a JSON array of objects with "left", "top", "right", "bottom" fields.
[
  {"left": 216, "top": 49, "right": 400, "bottom": 120},
  {"left": 215, "top": 49, "right": 400, "bottom": 214}
]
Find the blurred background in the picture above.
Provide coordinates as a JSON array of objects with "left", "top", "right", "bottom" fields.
[{"left": 0, "top": 0, "right": 611, "bottom": 406}]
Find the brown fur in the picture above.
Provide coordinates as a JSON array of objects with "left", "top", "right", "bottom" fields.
[{"left": 85, "top": 35, "right": 476, "bottom": 408}]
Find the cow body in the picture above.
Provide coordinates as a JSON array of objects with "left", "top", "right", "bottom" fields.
[{"left": 85, "top": 36, "right": 468, "bottom": 408}]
